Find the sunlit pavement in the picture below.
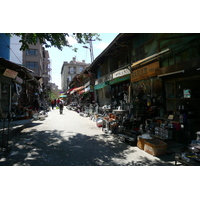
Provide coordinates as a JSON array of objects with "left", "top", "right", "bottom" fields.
[{"left": 0, "top": 107, "right": 176, "bottom": 166}]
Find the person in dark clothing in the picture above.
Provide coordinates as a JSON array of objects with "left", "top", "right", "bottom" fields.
[
  {"left": 58, "top": 99, "right": 64, "bottom": 114},
  {"left": 51, "top": 99, "right": 55, "bottom": 109}
]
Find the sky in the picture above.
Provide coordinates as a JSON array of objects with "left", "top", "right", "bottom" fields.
[{"left": 47, "top": 33, "right": 119, "bottom": 89}]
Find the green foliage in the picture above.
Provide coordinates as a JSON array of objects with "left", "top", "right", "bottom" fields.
[
  {"left": 49, "top": 92, "right": 56, "bottom": 100},
  {"left": 6, "top": 33, "right": 101, "bottom": 51}
]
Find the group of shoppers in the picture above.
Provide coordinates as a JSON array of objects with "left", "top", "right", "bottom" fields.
[{"left": 51, "top": 98, "right": 64, "bottom": 114}]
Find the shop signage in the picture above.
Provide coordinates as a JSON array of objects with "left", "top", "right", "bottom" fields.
[
  {"left": 109, "top": 74, "right": 130, "bottom": 85},
  {"left": 3, "top": 68, "right": 18, "bottom": 79},
  {"left": 131, "top": 61, "right": 159, "bottom": 82},
  {"left": 112, "top": 68, "right": 130, "bottom": 79},
  {"left": 14, "top": 76, "right": 23, "bottom": 84},
  {"left": 95, "top": 74, "right": 112, "bottom": 85},
  {"left": 94, "top": 82, "right": 109, "bottom": 90}
]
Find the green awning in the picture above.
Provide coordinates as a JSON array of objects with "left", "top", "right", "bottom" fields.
[
  {"left": 109, "top": 74, "right": 130, "bottom": 85},
  {"left": 94, "top": 81, "right": 109, "bottom": 90}
]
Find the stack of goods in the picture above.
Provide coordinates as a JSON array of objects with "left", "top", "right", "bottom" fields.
[{"left": 104, "top": 113, "right": 118, "bottom": 129}]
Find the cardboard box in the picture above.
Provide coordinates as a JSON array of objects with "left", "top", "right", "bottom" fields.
[
  {"left": 137, "top": 137, "right": 146, "bottom": 150},
  {"left": 144, "top": 139, "right": 167, "bottom": 156}
]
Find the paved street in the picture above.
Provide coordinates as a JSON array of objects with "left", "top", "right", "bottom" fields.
[{"left": 0, "top": 107, "right": 177, "bottom": 166}]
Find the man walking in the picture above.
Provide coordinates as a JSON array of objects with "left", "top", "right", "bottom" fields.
[{"left": 58, "top": 98, "right": 64, "bottom": 114}]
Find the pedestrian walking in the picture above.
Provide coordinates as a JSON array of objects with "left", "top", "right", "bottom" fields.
[
  {"left": 56, "top": 98, "right": 61, "bottom": 107},
  {"left": 58, "top": 98, "right": 64, "bottom": 114},
  {"left": 51, "top": 99, "right": 55, "bottom": 110}
]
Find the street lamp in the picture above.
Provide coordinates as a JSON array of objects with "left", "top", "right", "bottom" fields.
[{"left": 83, "top": 39, "right": 94, "bottom": 63}]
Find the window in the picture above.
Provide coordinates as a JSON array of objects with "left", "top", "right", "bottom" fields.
[
  {"left": 26, "top": 49, "right": 38, "bottom": 55},
  {"left": 79, "top": 67, "right": 83, "bottom": 73},
  {"left": 68, "top": 76, "right": 72, "bottom": 82},
  {"left": 26, "top": 62, "right": 38, "bottom": 68},
  {"left": 69, "top": 67, "right": 76, "bottom": 74}
]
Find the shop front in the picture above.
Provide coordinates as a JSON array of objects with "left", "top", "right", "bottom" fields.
[
  {"left": 0, "top": 58, "right": 40, "bottom": 120},
  {"left": 94, "top": 74, "right": 112, "bottom": 107},
  {"left": 109, "top": 68, "right": 130, "bottom": 111},
  {"left": 158, "top": 65, "right": 200, "bottom": 144},
  {"left": 131, "top": 61, "right": 162, "bottom": 122},
  {"left": 0, "top": 68, "right": 18, "bottom": 113}
]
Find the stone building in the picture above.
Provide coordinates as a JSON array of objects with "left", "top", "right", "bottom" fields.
[{"left": 61, "top": 57, "right": 90, "bottom": 92}]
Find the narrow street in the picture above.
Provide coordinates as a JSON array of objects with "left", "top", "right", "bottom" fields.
[{"left": 0, "top": 108, "right": 176, "bottom": 166}]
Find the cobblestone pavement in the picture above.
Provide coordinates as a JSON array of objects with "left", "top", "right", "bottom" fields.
[{"left": 0, "top": 108, "right": 176, "bottom": 166}]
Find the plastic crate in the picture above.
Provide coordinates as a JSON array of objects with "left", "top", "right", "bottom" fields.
[{"left": 144, "top": 139, "right": 167, "bottom": 156}]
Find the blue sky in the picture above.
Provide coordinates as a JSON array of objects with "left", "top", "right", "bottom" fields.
[{"left": 48, "top": 33, "right": 119, "bottom": 89}]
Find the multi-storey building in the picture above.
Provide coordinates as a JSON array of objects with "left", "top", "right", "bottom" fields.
[
  {"left": 22, "top": 41, "right": 44, "bottom": 77},
  {"left": 22, "top": 41, "right": 51, "bottom": 90},
  {"left": 61, "top": 57, "right": 90, "bottom": 92}
]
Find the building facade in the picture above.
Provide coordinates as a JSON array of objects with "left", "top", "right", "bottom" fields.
[
  {"left": 61, "top": 57, "right": 90, "bottom": 92},
  {"left": 22, "top": 41, "right": 44, "bottom": 77}
]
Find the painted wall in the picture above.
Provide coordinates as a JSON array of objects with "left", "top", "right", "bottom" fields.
[{"left": 0, "top": 33, "right": 10, "bottom": 60}]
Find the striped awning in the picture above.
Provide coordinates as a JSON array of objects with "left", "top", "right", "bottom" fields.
[{"left": 70, "top": 86, "right": 85, "bottom": 94}]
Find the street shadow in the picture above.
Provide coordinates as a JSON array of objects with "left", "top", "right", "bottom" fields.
[{"left": 0, "top": 129, "right": 174, "bottom": 166}]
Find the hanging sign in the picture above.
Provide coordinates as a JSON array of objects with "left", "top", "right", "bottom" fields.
[
  {"left": 3, "top": 68, "right": 18, "bottom": 79},
  {"left": 131, "top": 61, "right": 159, "bottom": 82}
]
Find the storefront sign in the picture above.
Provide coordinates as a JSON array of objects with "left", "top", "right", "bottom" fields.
[
  {"left": 131, "top": 61, "right": 159, "bottom": 82},
  {"left": 14, "top": 76, "right": 23, "bottom": 84},
  {"left": 3, "top": 68, "right": 18, "bottom": 79},
  {"left": 112, "top": 68, "right": 130, "bottom": 79},
  {"left": 95, "top": 74, "right": 112, "bottom": 85},
  {"left": 94, "top": 82, "right": 109, "bottom": 90},
  {"left": 109, "top": 74, "right": 130, "bottom": 85}
]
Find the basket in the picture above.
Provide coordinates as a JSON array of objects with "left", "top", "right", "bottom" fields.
[{"left": 144, "top": 139, "right": 167, "bottom": 157}]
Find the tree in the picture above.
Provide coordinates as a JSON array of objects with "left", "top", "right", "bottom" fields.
[{"left": 7, "top": 33, "right": 101, "bottom": 51}]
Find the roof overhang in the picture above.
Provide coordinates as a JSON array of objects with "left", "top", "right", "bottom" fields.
[{"left": 131, "top": 48, "right": 170, "bottom": 68}]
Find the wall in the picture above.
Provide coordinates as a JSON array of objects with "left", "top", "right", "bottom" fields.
[{"left": 0, "top": 33, "right": 10, "bottom": 60}]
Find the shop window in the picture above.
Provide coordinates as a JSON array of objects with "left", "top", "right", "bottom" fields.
[{"left": 165, "top": 76, "right": 200, "bottom": 113}]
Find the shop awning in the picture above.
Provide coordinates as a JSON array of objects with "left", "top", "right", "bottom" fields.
[
  {"left": 109, "top": 74, "right": 130, "bottom": 85},
  {"left": 158, "top": 70, "right": 185, "bottom": 78},
  {"left": 60, "top": 94, "right": 67, "bottom": 98},
  {"left": 78, "top": 89, "right": 85, "bottom": 94},
  {"left": 67, "top": 87, "right": 77, "bottom": 94},
  {"left": 131, "top": 48, "right": 170, "bottom": 68},
  {"left": 94, "top": 81, "right": 109, "bottom": 90},
  {"left": 70, "top": 86, "right": 85, "bottom": 94},
  {"left": 73, "top": 86, "right": 85, "bottom": 91}
]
